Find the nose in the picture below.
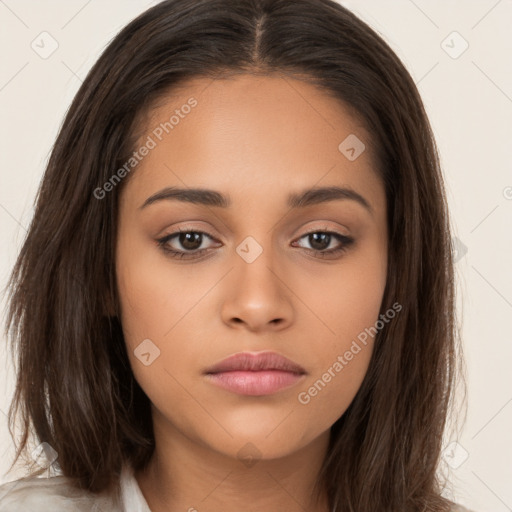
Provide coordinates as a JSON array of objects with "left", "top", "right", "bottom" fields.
[{"left": 220, "top": 244, "right": 294, "bottom": 333}]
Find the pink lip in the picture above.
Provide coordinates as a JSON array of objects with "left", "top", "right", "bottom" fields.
[{"left": 204, "top": 351, "right": 307, "bottom": 396}]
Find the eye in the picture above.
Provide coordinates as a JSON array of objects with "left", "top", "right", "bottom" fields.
[
  {"left": 156, "top": 228, "right": 219, "bottom": 260},
  {"left": 156, "top": 228, "right": 355, "bottom": 260},
  {"left": 292, "top": 230, "right": 355, "bottom": 259}
]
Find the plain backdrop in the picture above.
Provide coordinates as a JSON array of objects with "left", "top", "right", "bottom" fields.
[{"left": 0, "top": 1, "right": 511, "bottom": 511}]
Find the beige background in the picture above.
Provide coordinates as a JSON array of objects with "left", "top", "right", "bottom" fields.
[{"left": 0, "top": 1, "right": 511, "bottom": 510}]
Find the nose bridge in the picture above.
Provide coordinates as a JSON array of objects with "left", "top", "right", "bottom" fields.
[
  {"left": 235, "top": 233, "right": 268, "bottom": 266},
  {"left": 231, "top": 194, "right": 285, "bottom": 265},
  {"left": 220, "top": 231, "right": 293, "bottom": 330},
  {"left": 232, "top": 232, "right": 282, "bottom": 294}
]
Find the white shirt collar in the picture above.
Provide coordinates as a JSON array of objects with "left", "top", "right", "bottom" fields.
[{"left": 119, "top": 463, "right": 152, "bottom": 512}]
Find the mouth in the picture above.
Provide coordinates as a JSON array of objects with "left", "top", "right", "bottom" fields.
[{"left": 203, "top": 351, "right": 307, "bottom": 396}]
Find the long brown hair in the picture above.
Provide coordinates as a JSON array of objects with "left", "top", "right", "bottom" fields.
[{"left": 3, "top": 0, "right": 464, "bottom": 510}]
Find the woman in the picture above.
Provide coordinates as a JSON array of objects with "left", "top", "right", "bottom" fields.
[{"left": 0, "top": 0, "right": 471, "bottom": 510}]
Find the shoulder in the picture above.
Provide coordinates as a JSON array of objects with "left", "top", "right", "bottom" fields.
[{"left": 0, "top": 473, "right": 118, "bottom": 512}]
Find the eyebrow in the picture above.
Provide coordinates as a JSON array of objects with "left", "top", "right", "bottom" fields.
[{"left": 139, "top": 185, "right": 373, "bottom": 215}]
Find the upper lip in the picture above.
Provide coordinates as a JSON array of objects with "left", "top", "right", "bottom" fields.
[{"left": 204, "top": 351, "right": 307, "bottom": 374}]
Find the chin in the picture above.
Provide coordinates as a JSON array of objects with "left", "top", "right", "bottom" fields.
[{"left": 199, "top": 423, "right": 321, "bottom": 462}]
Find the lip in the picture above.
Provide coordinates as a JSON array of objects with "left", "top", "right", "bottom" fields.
[
  {"left": 204, "top": 351, "right": 307, "bottom": 396},
  {"left": 204, "top": 351, "right": 306, "bottom": 374}
]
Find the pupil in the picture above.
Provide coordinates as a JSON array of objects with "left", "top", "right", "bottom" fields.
[
  {"left": 180, "top": 232, "right": 201, "bottom": 250},
  {"left": 310, "top": 233, "right": 330, "bottom": 250}
]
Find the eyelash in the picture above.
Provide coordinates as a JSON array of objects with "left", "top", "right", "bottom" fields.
[{"left": 156, "top": 227, "right": 355, "bottom": 260}]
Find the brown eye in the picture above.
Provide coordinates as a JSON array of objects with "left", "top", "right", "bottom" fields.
[
  {"left": 292, "top": 231, "right": 355, "bottom": 259},
  {"left": 156, "top": 229, "right": 218, "bottom": 259},
  {"left": 177, "top": 232, "right": 203, "bottom": 251},
  {"left": 157, "top": 228, "right": 355, "bottom": 261}
]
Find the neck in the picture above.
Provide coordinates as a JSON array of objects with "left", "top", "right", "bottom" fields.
[{"left": 135, "top": 412, "right": 331, "bottom": 512}]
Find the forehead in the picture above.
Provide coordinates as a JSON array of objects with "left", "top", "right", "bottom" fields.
[{"left": 123, "top": 73, "right": 383, "bottom": 213}]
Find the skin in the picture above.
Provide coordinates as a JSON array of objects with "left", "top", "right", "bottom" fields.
[{"left": 115, "top": 73, "right": 388, "bottom": 512}]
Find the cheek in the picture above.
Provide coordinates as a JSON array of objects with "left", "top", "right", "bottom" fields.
[
  {"left": 115, "top": 234, "right": 212, "bottom": 343},
  {"left": 292, "top": 237, "right": 387, "bottom": 353},
  {"left": 292, "top": 245, "right": 387, "bottom": 425},
  {"left": 115, "top": 238, "right": 217, "bottom": 399},
  {"left": 295, "top": 339, "right": 373, "bottom": 431},
  {"left": 292, "top": 303, "right": 380, "bottom": 436}
]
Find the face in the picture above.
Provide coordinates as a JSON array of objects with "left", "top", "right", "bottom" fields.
[{"left": 115, "top": 73, "right": 388, "bottom": 462}]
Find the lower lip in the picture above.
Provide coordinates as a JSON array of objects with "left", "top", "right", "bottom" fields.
[{"left": 205, "top": 370, "right": 305, "bottom": 396}]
